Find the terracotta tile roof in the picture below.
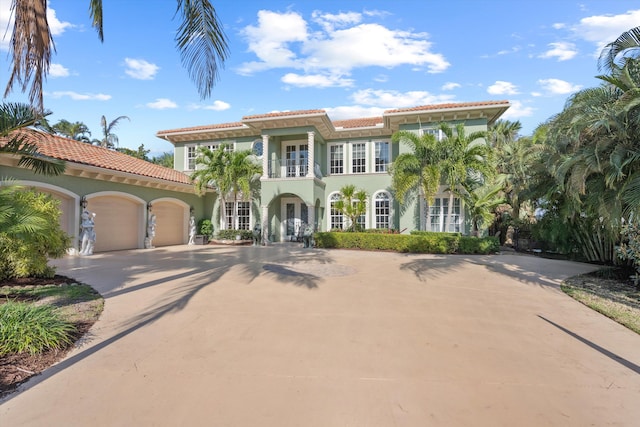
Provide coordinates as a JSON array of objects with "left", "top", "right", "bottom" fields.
[
  {"left": 242, "top": 109, "right": 326, "bottom": 120},
  {"left": 333, "top": 117, "right": 383, "bottom": 129},
  {"left": 384, "top": 100, "right": 510, "bottom": 114},
  {"left": 157, "top": 121, "right": 245, "bottom": 135},
  {"left": 2, "top": 130, "right": 191, "bottom": 185}
]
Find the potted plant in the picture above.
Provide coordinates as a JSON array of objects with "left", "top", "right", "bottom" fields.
[{"left": 196, "top": 219, "right": 213, "bottom": 245}]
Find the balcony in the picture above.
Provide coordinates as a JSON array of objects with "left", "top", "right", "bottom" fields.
[{"left": 267, "top": 159, "right": 310, "bottom": 179}]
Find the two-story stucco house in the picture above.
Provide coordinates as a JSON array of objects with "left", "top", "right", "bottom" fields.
[{"left": 157, "top": 100, "right": 510, "bottom": 242}]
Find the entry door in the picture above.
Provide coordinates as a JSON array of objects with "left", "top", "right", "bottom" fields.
[
  {"left": 283, "top": 143, "right": 308, "bottom": 177},
  {"left": 281, "top": 198, "right": 309, "bottom": 241}
]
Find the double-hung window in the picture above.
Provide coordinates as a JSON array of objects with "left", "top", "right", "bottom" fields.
[
  {"left": 329, "top": 193, "right": 343, "bottom": 230},
  {"left": 429, "top": 197, "right": 461, "bottom": 232},
  {"left": 224, "top": 201, "right": 251, "bottom": 230},
  {"left": 352, "top": 143, "right": 366, "bottom": 173},
  {"left": 329, "top": 145, "right": 344, "bottom": 175},
  {"left": 375, "top": 192, "right": 391, "bottom": 229},
  {"left": 374, "top": 141, "right": 389, "bottom": 172},
  {"left": 186, "top": 145, "right": 197, "bottom": 170}
]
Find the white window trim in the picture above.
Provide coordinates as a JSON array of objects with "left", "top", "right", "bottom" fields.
[
  {"left": 221, "top": 199, "right": 253, "bottom": 230},
  {"left": 350, "top": 141, "right": 368, "bottom": 174},
  {"left": 372, "top": 140, "right": 391, "bottom": 173},
  {"left": 327, "top": 142, "right": 346, "bottom": 176},
  {"left": 372, "top": 190, "right": 393, "bottom": 229},
  {"left": 328, "top": 191, "right": 343, "bottom": 231}
]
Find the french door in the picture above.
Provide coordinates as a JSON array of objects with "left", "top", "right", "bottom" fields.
[
  {"left": 281, "top": 198, "right": 309, "bottom": 241},
  {"left": 283, "top": 143, "right": 308, "bottom": 177}
]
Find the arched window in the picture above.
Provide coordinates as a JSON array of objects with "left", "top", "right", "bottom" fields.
[
  {"left": 374, "top": 192, "right": 391, "bottom": 230},
  {"left": 329, "top": 192, "right": 343, "bottom": 230},
  {"left": 252, "top": 139, "right": 263, "bottom": 157}
]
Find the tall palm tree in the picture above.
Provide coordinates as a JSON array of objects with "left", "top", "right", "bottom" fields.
[
  {"left": 390, "top": 130, "right": 442, "bottom": 231},
  {"left": 96, "top": 115, "right": 130, "bottom": 148},
  {"left": 0, "top": 102, "right": 65, "bottom": 175},
  {"left": 437, "top": 123, "right": 491, "bottom": 232},
  {"left": 461, "top": 181, "right": 505, "bottom": 237},
  {"left": 52, "top": 119, "right": 92, "bottom": 143},
  {"left": 5, "top": 0, "right": 229, "bottom": 112}
]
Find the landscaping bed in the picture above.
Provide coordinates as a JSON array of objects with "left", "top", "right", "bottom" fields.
[
  {"left": 562, "top": 267, "right": 640, "bottom": 334},
  {"left": 0, "top": 275, "right": 104, "bottom": 399}
]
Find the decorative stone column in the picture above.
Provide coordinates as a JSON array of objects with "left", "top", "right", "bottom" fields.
[
  {"left": 306, "top": 131, "right": 315, "bottom": 178},
  {"left": 262, "top": 134, "right": 269, "bottom": 179},
  {"left": 307, "top": 204, "right": 315, "bottom": 231},
  {"left": 261, "top": 205, "right": 269, "bottom": 246}
]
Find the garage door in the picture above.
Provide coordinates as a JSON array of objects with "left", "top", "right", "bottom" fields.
[
  {"left": 90, "top": 196, "right": 141, "bottom": 252},
  {"left": 35, "top": 189, "right": 74, "bottom": 238},
  {"left": 152, "top": 201, "right": 186, "bottom": 247}
]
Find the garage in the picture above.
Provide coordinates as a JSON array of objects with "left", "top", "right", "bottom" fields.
[
  {"left": 90, "top": 195, "right": 143, "bottom": 252},
  {"left": 152, "top": 200, "right": 187, "bottom": 247}
]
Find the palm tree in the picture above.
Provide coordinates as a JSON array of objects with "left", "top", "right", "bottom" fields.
[
  {"left": 191, "top": 144, "right": 261, "bottom": 229},
  {"left": 390, "top": 130, "right": 442, "bottom": 230},
  {"left": 52, "top": 119, "right": 92, "bottom": 143},
  {"left": 598, "top": 26, "right": 640, "bottom": 73},
  {"left": 437, "top": 123, "right": 492, "bottom": 232},
  {"left": 0, "top": 102, "right": 65, "bottom": 175},
  {"left": 334, "top": 185, "right": 368, "bottom": 232},
  {"left": 461, "top": 181, "right": 505, "bottom": 237},
  {"left": 4, "top": 0, "right": 229, "bottom": 112},
  {"left": 96, "top": 115, "right": 130, "bottom": 148}
]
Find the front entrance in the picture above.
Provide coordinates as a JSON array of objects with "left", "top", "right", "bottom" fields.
[{"left": 280, "top": 197, "right": 308, "bottom": 241}]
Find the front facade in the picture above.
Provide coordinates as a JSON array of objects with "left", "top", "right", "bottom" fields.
[{"left": 157, "top": 100, "right": 510, "bottom": 242}]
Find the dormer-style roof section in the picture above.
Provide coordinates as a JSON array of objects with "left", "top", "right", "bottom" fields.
[
  {"left": 384, "top": 100, "right": 510, "bottom": 130},
  {"left": 1, "top": 130, "right": 194, "bottom": 192},
  {"left": 157, "top": 100, "right": 510, "bottom": 143}
]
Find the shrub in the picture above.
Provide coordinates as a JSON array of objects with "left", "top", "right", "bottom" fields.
[
  {"left": 314, "top": 232, "right": 498, "bottom": 254},
  {"left": 216, "top": 229, "right": 253, "bottom": 240},
  {"left": 0, "top": 302, "right": 76, "bottom": 355},
  {"left": 198, "top": 219, "right": 213, "bottom": 237},
  {"left": 617, "top": 219, "right": 640, "bottom": 287},
  {"left": 0, "top": 187, "right": 71, "bottom": 280}
]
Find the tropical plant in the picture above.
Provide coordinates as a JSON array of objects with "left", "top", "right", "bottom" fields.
[
  {"left": 617, "top": 217, "right": 640, "bottom": 287},
  {"left": 0, "top": 102, "right": 65, "bottom": 175},
  {"left": 390, "top": 130, "right": 442, "bottom": 230},
  {"left": 191, "top": 144, "right": 262, "bottom": 228},
  {"left": 0, "top": 302, "right": 76, "bottom": 356},
  {"left": 0, "top": 185, "right": 71, "bottom": 279},
  {"left": 461, "top": 182, "right": 505, "bottom": 237},
  {"left": 51, "top": 119, "right": 92, "bottom": 143},
  {"left": 151, "top": 152, "right": 175, "bottom": 168},
  {"left": 94, "top": 115, "right": 130, "bottom": 148},
  {"left": 437, "top": 122, "right": 492, "bottom": 231},
  {"left": 333, "top": 185, "right": 368, "bottom": 232},
  {"left": 116, "top": 144, "right": 150, "bottom": 161},
  {"left": 4, "top": 0, "right": 229, "bottom": 112},
  {"left": 598, "top": 26, "right": 640, "bottom": 73}
]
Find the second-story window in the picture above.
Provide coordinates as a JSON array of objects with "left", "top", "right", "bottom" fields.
[
  {"left": 374, "top": 141, "right": 389, "bottom": 172},
  {"left": 187, "top": 145, "right": 197, "bottom": 170},
  {"left": 352, "top": 143, "right": 366, "bottom": 173},
  {"left": 330, "top": 145, "right": 343, "bottom": 174}
]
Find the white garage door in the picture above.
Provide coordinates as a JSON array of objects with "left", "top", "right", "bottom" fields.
[
  {"left": 153, "top": 201, "right": 186, "bottom": 247},
  {"left": 36, "top": 189, "right": 74, "bottom": 238},
  {"left": 90, "top": 196, "right": 141, "bottom": 252}
]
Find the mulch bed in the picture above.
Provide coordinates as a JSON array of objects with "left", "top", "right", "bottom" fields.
[{"left": 0, "top": 275, "right": 97, "bottom": 399}]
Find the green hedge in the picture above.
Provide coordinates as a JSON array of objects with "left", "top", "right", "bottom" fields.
[
  {"left": 314, "top": 232, "right": 499, "bottom": 254},
  {"left": 216, "top": 229, "right": 254, "bottom": 240}
]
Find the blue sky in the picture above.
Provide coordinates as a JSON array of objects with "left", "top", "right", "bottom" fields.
[{"left": 1, "top": 1, "right": 639, "bottom": 157}]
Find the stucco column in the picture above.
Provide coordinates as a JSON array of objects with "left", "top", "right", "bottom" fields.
[
  {"left": 261, "top": 205, "right": 269, "bottom": 246},
  {"left": 306, "top": 131, "right": 315, "bottom": 178},
  {"left": 307, "top": 204, "right": 315, "bottom": 231},
  {"left": 261, "top": 134, "right": 269, "bottom": 179}
]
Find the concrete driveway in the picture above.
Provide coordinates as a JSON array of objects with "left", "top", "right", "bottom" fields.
[{"left": 1, "top": 245, "right": 639, "bottom": 426}]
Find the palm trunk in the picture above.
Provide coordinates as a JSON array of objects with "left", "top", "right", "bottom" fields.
[{"left": 445, "top": 191, "right": 454, "bottom": 233}]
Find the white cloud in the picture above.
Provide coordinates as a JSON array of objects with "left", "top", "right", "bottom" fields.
[
  {"left": 238, "top": 10, "right": 449, "bottom": 76},
  {"left": 47, "top": 6, "right": 73, "bottom": 35},
  {"left": 311, "top": 10, "right": 362, "bottom": 32},
  {"left": 501, "top": 100, "right": 534, "bottom": 119},
  {"left": 351, "top": 89, "right": 454, "bottom": 108},
  {"left": 124, "top": 58, "right": 159, "bottom": 80},
  {"left": 49, "top": 63, "right": 69, "bottom": 77},
  {"left": 188, "top": 100, "right": 231, "bottom": 111},
  {"left": 441, "top": 82, "right": 461, "bottom": 91},
  {"left": 537, "top": 78, "right": 582, "bottom": 95},
  {"left": 281, "top": 73, "right": 353, "bottom": 88},
  {"left": 552, "top": 23, "right": 566, "bottom": 29},
  {"left": 487, "top": 81, "right": 519, "bottom": 95},
  {"left": 146, "top": 98, "right": 177, "bottom": 109},
  {"left": 48, "top": 91, "right": 111, "bottom": 101},
  {"left": 573, "top": 9, "right": 640, "bottom": 53},
  {"left": 539, "top": 42, "right": 578, "bottom": 61}
]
